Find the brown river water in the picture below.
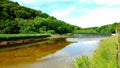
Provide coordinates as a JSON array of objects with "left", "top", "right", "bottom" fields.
[{"left": 0, "top": 37, "right": 106, "bottom": 68}]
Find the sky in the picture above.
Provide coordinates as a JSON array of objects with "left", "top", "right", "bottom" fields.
[{"left": 11, "top": 0, "right": 120, "bottom": 28}]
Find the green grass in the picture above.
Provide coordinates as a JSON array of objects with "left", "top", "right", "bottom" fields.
[
  {"left": 118, "top": 35, "right": 120, "bottom": 44},
  {"left": 75, "top": 36, "right": 118, "bottom": 68},
  {"left": 0, "top": 34, "right": 50, "bottom": 40},
  {"left": 75, "top": 56, "right": 90, "bottom": 68}
]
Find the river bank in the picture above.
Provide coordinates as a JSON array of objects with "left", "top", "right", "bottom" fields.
[
  {"left": 0, "top": 33, "right": 72, "bottom": 45},
  {"left": 0, "top": 34, "right": 50, "bottom": 49},
  {"left": 75, "top": 36, "right": 118, "bottom": 68},
  {"left": 0, "top": 34, "right": 71, "bottom": 51}
]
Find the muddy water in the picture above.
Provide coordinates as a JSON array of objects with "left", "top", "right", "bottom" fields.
[{"left": 0, "top": 37, "right": 105, "bottom": 68}]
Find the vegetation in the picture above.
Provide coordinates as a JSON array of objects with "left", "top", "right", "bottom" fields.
[
  {"left": 75, "top": 56, "right": 90, "bottom": 68},
  {"left": 75, "top": 22, "right": 120, "bottom": 34},
  {"left": 1, "top": 0, "right": 120, "bottom": 35},
  {"left": 0, "top": 0, "right": 119, "bottom": 67},
  {"left": 73, "top": 29, "right": 97, "bottom": 34},
  {"left": 0, "top": 0, "right": 80, "bottom": 34},
  {"left": 117, "top": 27, "right": 120, "bottom": 43},
  {"left": 75, "top": 36, "right": 118, "bottom": 68},
  {"left": 0, "top": 34, "right": 50, "bottom": 40},
  {"left": 118, "top": 36, "right": 120, "bottom": 44}
]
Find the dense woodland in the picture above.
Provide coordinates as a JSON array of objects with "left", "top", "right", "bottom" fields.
[
  {"left": 0, "top": 0, "right": 80, "bottom": 34},
  {"left": 0, "top": 0, "right": 120, "bottom": 34}
]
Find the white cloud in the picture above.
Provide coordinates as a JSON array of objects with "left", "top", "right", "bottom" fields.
[
  {"left": 80, "top": 0, "right": 92, "bottom": 4},
  {"left": 80, "top": 0, "right": 120, "bottom": 5},
  {"left": 51, "top": 6, "right": 76, "bottom": 18},
  {"left": 92, "top": 0, "right": 120, "bottom": 5},
  {"left": 62, "top": 7, "right": 120, "bottom": 27}
]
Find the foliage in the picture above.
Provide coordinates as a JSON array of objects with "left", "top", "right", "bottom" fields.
[
  {"left": 96, "top": 24, "right": 115, "bottom": 34},
  {"left": 0, "top": 0, "right": 80, "bottom": 34},
  {"left": 75, "top": 36, "right": 118, "bottom": 68}
]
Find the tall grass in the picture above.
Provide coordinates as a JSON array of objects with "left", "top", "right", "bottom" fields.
[
  {"left": 75, "top": 36, "right": 118, "bottom": 68},
  {"left": 75, "top": 56, "right": 90, "bottom": 68},
  {"left": 118, "top": 35, "right": 120, "bottom": 44},
  {"left": 0, "top": 34, "right": 50, "bottom": 40}
]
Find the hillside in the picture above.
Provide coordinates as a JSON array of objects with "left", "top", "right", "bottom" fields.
[
  {"left": 0, "top": 0, "right": 80, "bottom": 34},
  {"left": 74, "top": 22, "right": 120, "bottom": 34}
]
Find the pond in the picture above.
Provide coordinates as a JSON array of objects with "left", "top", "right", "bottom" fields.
[{"left": 0, "top": 37, "right": 106, "bottom": 68}]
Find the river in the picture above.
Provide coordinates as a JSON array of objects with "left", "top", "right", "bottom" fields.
[{"left": 0, "top": 37, "right": 107, "bottom": 68}]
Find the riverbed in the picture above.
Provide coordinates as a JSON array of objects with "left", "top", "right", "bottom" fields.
[{"left": 0, "top": 37, "right": 106, "bottom": 68}]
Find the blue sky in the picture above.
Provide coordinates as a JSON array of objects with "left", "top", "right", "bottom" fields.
[{"left": 11, "top": 0, "right": 120, "bottom": 27}]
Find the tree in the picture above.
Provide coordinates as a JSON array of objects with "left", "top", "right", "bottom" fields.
[{"left": 0, "top": 0, "right": 81, "bottom": 34}]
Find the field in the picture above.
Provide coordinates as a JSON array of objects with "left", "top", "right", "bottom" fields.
[{"left": 75, "top": 36, "right": 118, "bottom": 68}]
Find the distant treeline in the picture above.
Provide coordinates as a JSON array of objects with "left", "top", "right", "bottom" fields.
[
  {"left": 0, "top": 0, "right": 80, "bottom": 34},
  {"left": 74, "top": 22, "right": 120, "bottom": 34}
]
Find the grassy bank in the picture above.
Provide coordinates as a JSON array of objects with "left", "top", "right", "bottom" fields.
[
  {"left": 118, "top": 35, "right": 120, "bottom": 44},
  {"left": 0, "top": 34, "right": 50, "bottom": 40},
  {"left": 75, "top": 36, "right": 118, "bottom": 68}
]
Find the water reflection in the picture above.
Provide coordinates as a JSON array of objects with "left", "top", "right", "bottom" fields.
[
  {"left": 0, "top": 38, "right": 70, "bottom": 68},
  {"left": 0, "top": 37, "right": 104, "bottom": 68},
  {"left": 32, "top": 38, "right": 102, "bottom": 68},
  {"left": 60, "top": 40, "right": 99, "bottom": 58}
]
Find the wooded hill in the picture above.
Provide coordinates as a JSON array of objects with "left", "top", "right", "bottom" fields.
[
  {"left": 74, "top": 22, "right": 120, "bottom": 34},
  {"left": 0, "top": 0, "right": 80, "bottom": 34},
  {"left": 0, "top": 0, "right": 120, "bottom": 35}
]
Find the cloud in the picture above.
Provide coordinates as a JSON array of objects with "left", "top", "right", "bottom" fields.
[
  {"left": 51, "top": 6, "right": 76, "bottom": 18},
  {"left": 80, "top": 0, "right": 92, "bottom": 4},
  {"left": 63, "top": 7, "right": 120, "bottom": 27},
  {"left": 93, "top": 0, "right": 120, "bottom": 5},
  {"left": 81, "top": 0, "right": 120, "bottom": 5}
]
